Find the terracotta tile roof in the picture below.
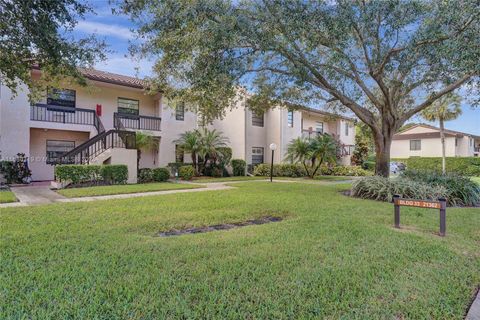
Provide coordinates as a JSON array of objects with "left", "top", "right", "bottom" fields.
[{"left": 79, "top": 68, "right": 147, "bottom": 89}]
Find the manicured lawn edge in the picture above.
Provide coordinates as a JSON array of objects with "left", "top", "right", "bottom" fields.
[
  {"left": 56, "top": 182, "right": 203, "bottom": 198},
  {"left": 0, "top": 191, "right": 17, "bottom": 203},
  {"left": 192, "top": 176, "right": 266, "bottom": 182}
]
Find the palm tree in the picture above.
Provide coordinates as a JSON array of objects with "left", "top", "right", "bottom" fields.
[
  {"left": 285, "top": 134, "right": 338, "bottom": 178},
  {"left": 197, "top": 128, "right": 229, "bottom": 168},
  {"left": 174, "top": 130, "right": 202, "bottom": 173},
  {"left": 421, "top": 93, "right": 462, "bottom": 174},
  {"left": 309, "top": 134, "right": 338, "bottom": 177},
  {"left": 135, "top": 131, "right": 158, "bottom": 171},
  {"left": 285, "top": 137, "right": 312, "bottom": 175}
]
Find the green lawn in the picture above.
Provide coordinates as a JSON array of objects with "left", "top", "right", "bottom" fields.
[
  {"left": 313, "top": 175, "right": 356, "bottom": 181},
  {"left": 1, "top": 182, "right": 479, "bottom": 318},
  {"left": 0, "top": 191, "right": 16, "bottom": 203},
  {"left": 56, "top": 182, "right": 203, "bottom": 198},
  {"left": 472, "top": 176, "right": 480, "bottom": 185}
]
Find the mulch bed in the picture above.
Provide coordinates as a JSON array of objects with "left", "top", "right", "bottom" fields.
[{"left": 157, "top": 216, "right": 283, "bottom": 237}]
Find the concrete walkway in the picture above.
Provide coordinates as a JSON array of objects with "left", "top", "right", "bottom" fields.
[
  {"left": 5, "top": 186, "right": 67, "bottom": 207},
  {"left": 467, "top": 290, "right": 480, "bottom": 320}
]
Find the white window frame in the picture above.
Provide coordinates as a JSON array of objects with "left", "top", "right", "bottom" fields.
[{"left": 410, "top": 139, "right": 421, "bottom": 151}]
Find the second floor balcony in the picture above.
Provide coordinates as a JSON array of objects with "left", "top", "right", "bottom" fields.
[
  {"left": 114, "top": 112, "right": 161, "bottom": 131},
  {"left": 30, "top": 103, "right": 104, "bottom": 133}
]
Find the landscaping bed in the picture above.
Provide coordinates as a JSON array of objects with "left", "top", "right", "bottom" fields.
[
  {"left": 56, "top": 182, "right": 203, "bottom": 198},
  {"left": 1, "top": 182, "right": 479, "bottom": 318}
]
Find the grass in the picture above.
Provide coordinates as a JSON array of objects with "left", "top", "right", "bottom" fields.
[
  {"left": 56, "top": 182, "right": 203, "bottom": 198},
  {"left": 313, "top": 175, "right": 356, "bottom": 181},
  {"left": 1, "top": 182, "right": 479, "bottom": 318},
  {"left": 472, "top": 176, "right": 480, "bottom": 185},
  {"left": 0, "top": 191, "right": 16, "bottom": 203}
]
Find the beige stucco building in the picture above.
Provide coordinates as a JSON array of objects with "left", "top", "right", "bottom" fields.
[
  {"left": 391, "top": 124, "right": 480, "bottom": 159},
  {"left": 1, "top": 69, "right": 355, "bottom": 182}
]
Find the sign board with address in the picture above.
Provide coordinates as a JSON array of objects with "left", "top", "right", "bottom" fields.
[
  {"left": 392, "top": 195, "right": 447, "bottom": 236},
  {"left": 394, "top": 199, "right": 441, "bottom": 209}
]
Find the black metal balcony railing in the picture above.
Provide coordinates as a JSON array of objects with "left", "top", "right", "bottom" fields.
[
  {"left": 475, "top": 147, "right": 480, "bottom": 153},
  {"left": 114, "top": 112, "right": 161, "bottom": 131},
  {"left": 58, "top": 129, "right": 136, "bottom": 165},
  {"left": 31, "top": 104, "right": 104, "bottom": 133}
]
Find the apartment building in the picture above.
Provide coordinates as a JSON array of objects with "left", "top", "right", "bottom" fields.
[
  {"left": 210, "top": 103, "right": 355, "bottom": 169},
  {"left": 0, "top": 68, "right": 355, "bottom": 182},
  {"left": 391, "top": 124, "right": 480, "bottom": 158}
]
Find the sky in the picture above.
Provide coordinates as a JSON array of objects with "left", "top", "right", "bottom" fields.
[{"left": 72, "top": 1, "right": 480, "bottom": 135}]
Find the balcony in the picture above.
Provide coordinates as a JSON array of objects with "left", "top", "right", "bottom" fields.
[
  {"left": 114, "top": 112, "right": 161, "bottom": 131},
  {"left": 30, "top": 104, "right": 104, "bottom": 133},
  {"left": 302, "top": 129, "right": 323, "bottom": 139}
]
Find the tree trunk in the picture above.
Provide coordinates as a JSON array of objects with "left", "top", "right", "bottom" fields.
[
  {"left": 439, "top": 118, "right": 446, "bottom": 175},
  {"left": 373, "top": 133, "right": 392, "bottom": 177}
]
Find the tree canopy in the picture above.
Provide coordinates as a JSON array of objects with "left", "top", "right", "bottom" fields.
[
  {"left": 0, "top": 0, "right": 105, "bottom": 95},
  {"left": 120, "top": 0, "right": 479, "bottom": 176}
]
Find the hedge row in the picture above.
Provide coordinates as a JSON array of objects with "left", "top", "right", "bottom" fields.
[
  {"left": 396, "top": 157, "right": 480, "bottom": 176},
  {"left": 253, "top": 164, "right": 371, "bottom": 177},
  {"left": 55, "top": 165, "right": 128, "bottom": 185},
  {"left": 138, "top": 168, "right": 171, "bottom": 183}
]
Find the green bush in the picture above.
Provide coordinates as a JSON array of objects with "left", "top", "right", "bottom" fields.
[
  {"left": 0, "top": 153, "right": 32, "bottom": 184},
  {"left": 400, "top": 170, "right": 480, "bottom": 207},
  {"left": 352, "top": 176, "right": 447, "bottom": 203},
  {"left": 167, "top": 162, "right": 194, "bottom": 174},
  {"left": 320, "top": 165, "right": 372, "bottom": 176},
  {"left": 152, "top": 168, "right": 170, "bottom": 182},
  {"left": 402, "top": 157, "right": 480, "bottom": 176},
  {"left": 361, "top": 161, "right": 375, "bottom": 171},
  {"left": 253, "top": 164, "right": 307, "bottom": 177},
  {"left": 231, "top": 159, "right": 246, "bottom": 176},
  {"left": 55, "top": 164, "right": 128, "bottom": 185},
  {"left": 138, "top": 168, "right": 154, "bottom": 183},
  {"left": 178, "top": 165, "right": 195, "bottom": 180},
  {"left": 101, "top": 165, "right": 128, "bottom": 184},
  {"left": 55, "top": 165, "right": 102, "bottom": 184}
]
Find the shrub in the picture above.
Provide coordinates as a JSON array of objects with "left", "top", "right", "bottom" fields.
[
  {"left": 101, "top": 165, "right": 128, "bottom": 184},
  {"left": 403, "top": 157, "right": 480, "bottom": 176},
  {"left": 352, "top": 176, "right": 447, "bottom": 203},
  {"left": 55, "top": 165, "right": 102, "bottom": 184},
  {"left": 0, "top": 153, "right": 32, "bottom": 184},
  {"left": 400, "top": 170, "right": 480, "bottom": 207},
  {"left": 178, "top": 165, "right": 195, "bottom": 180},
  {"left": 55, "top": 164, "right": 128, "bottom": 185},
  {"left": 138, "top": 168, "right": 154, "bottom": 183},
  {"left": 253, "top": 163, "right": 307, "bottom": 177},
  {"left": 231, "top": 159, "right": 246, "bottom": 176},
  {"left": 152, "top": 168, "right": 170, "bottom": 182},
  {"left": 167, "top": 162, "right": 194, "bottom": 174},
  {"left": 361, "top": 161, "right": 375, "bottom": 171},
  {"left": 320, "top": 165, "right": 372, "bottom": 176}
]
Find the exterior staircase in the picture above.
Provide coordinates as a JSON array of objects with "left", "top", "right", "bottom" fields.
[{"left": 55, "top": 112, "right": 136, "bottom": 165}]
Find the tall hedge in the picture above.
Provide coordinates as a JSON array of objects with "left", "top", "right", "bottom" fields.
[{"left": 398, "top": 157, "right": 480, "bottom": 176}]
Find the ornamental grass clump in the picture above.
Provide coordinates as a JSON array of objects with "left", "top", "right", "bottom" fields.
[
  {"left": 351, "top": 176, "right": 446, "bottom": 203},
  {"left": 400, "top": 170, "right": 480, "bottom": 207}
]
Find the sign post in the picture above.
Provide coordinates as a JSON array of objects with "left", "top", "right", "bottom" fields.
[{"left": 392, "top": 195, "right": 447, "bottom": 236}]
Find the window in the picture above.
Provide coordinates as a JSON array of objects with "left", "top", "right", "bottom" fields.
[
  {"left": 287, "top": 110, "right": 294, "bottom": 127},
  {"left": 251, "top": 147, "right": 264, "bottom": 165},
  {"left": 118, "top": 98, "right": 139, "bottom": 115},
  {"left": 176, "top": 102, "right": 185, "bottom": 121},
  {"left": 175, "top": 144, "right": 184, "bottom": 163},
  {"left": 345, "top": 122, "right": 349, "bottom": 136},
  {"left": 252, "top": 112, "right": 264, "bottom": 127},
  {"left": 46, "top": 140, "right": 75, "bottom": 164},
  {"left": 315, "top": 122, "right": 324, "bottom": 134},
  {"left": 410, "top": 139, "right": 421, "bottom": 151},
  {"left": 455, "top": 138, "right": 458, "bottom": 147},
  {"left": 47, "top": 88, "right": 76, "bottom": 108}
]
